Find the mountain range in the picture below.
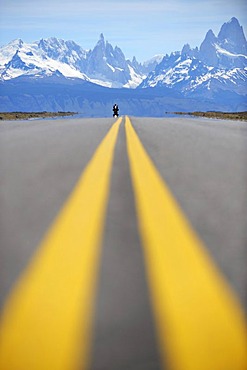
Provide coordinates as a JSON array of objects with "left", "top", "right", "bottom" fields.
[
  {"left": 0, "top": 33, "right": 159, "bottom": 88},
  {"left": 0, "top": 17, "right": 246, "bottom": 115}
]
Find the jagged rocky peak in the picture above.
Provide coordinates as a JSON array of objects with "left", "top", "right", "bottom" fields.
[
  {"left": 96, "top": 33, "right": 106, "bottom": 47},
  {"left": 199, "top": 29, "right": 218, "bottom": 66},
  {"left": 131, "top": 56, "right": 141, "bottom": 68},
  {"left": 38, "top": 37, "right": 64, "bottom": 59},
  {"left": 218, "top": 17, "right": 247, "bottom": 54},
  {"left": 38, "top": 37, "right": 67, "bottom": 53},
  {"left": 90, "top": 34, "right": 126, "bottom": 65},
  {"left": 218, "top": 17, "right": 241, "bottom": 41},
  {"left": 94, "top": 33, "right": 118, "bottom": 55},
  {"left": 182, "top": 43, "right": 191, "bottom": 54},
  {"left": 91, "top": 34, "right": 109, "bottom": 58},
  {"left": 38, "top": 37, "right": 83, "bottom": 52},
  {"left": 198, "top": 17, "right": 247, "bottom": 66},
  {"left": 181, "top": 44, "right": 199, "bottom": 58},
  {"left": 205, "top": 29, "right": 217, "bottom": 43}
]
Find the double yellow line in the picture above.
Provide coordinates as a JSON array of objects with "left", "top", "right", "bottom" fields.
[{"left": 0, "top": 117, "right": 246, "bottom": 370}]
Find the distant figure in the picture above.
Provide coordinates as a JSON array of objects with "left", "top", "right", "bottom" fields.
[{"left": 112, "top": 103, "right": 119, "bottom": 117}]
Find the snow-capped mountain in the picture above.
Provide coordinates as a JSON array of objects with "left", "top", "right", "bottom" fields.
[
  {"left": 0, "top": 38, "right": 89, "bottom": 81},
  {"left": 139, "top": 17, "right": 247, "bottom": 100},
  {"left": 0, "top": 17, "right": 246, "bottom": 114},
  {"left": 199, "top": 17, "right": 247, "bottom": 68},
  {"left": 0, "top": 34, "right": 149, "bottom": 88},
  {"left": 84, "top": 33, "right": 145, "bottom": 88}
]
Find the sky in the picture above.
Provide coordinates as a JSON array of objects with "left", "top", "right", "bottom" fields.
[{"left": 0, "top": 0, "right": 247, "bottom": 61}]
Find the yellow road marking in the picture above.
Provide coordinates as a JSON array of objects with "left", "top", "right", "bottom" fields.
[
  {"left": 0, "top": 117, "right": 122, "bottom": 370},
  {"left": 125, "top": 116, "right": 247, "bottom": 370}
]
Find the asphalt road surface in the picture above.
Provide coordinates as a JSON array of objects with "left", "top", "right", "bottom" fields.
[{"left": 0, "top": 116, "right": 246, "bottom": 370}]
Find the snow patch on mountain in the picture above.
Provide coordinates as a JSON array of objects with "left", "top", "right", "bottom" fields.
[{"left": 123, "top": 65, "right": 145, "bottom": 88}]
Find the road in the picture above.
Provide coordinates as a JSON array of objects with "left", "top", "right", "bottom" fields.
[{"left": 0, "top": 116, "right": 246, "bottom": 370}]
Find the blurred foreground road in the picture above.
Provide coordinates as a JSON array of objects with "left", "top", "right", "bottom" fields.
[{"left": 0, "top": 116, "right": 246, "bottom": 370}]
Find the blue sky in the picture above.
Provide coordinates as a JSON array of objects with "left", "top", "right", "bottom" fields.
[{"left": 0, "top": 0, "right": 246, "bottom": 61}]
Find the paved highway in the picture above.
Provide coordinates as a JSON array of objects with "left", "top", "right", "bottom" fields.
[{"left": 0, "top": 116, "right": 246, "bottom": 370}]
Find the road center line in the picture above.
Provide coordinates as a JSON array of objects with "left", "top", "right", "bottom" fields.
[
  {"left": 125, "top": 116, "right": 247, "bottom": 370},
  {"left": 0, "top": 117, "right": 122, "bottom": 370}
]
